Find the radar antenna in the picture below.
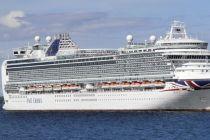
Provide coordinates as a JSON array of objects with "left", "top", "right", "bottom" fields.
[{"left": 165, "top": 20, "right": 188, "bottom": 39}]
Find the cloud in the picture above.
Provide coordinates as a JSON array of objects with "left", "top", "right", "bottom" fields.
[
  {"left": 75, "top": 19, "right": 136, "bottom": 32},
  {"left": 0, "top": 10, "right": 27, "bottom": 28},
  {"left": 0, "top": 11, "right": 165, "bottom": 49},
  {"left": 75, "top": 17, "right": 162, "bottom": 32},
  {"left": 21, "top": 12, "right": 162, "bottom": 35}
]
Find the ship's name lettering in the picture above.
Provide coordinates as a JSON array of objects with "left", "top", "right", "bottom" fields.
[{"left": 27, "top": 98, "right": 42, "bottom": 103}]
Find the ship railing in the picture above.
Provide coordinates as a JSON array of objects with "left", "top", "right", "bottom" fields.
[
  {"left": 163, "top": 52, "right": 210, "bottom": 55},
  {"left": 7, "top": 74, "right": 173, "bottom": 86}
]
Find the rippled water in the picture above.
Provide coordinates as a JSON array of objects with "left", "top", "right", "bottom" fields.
[{"left": 0, "top": 98, "right": 210, "bottom": 140}]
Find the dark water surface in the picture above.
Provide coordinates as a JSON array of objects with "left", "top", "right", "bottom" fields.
[{"left": 0, "top": 99, "right": 210, "bottom": 140}]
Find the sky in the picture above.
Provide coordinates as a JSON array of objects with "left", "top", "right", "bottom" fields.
[{"left": 0, "top": 0, "right": 210, "bottom": 58}]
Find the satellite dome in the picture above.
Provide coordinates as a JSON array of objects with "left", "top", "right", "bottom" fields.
[
  {"left": 46, "top": 36, "right": 52, "bottom": 43},
  {"left": 149, "top": 35, "right": 156, "bottom": 43},
  {"left": 34, "top": 36, "right": 40, "bottom": 43},
  {"left": 126, "top": 35, "right": 133, "bottom": 43}
]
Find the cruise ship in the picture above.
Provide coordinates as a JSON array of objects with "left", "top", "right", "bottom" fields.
[{"left": 2, "top": 21, "right": 210, "bottom": 111}]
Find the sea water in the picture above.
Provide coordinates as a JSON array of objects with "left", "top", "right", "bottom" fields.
[{"left": 0, "top": 98, "right": 210, "bottom": 140}]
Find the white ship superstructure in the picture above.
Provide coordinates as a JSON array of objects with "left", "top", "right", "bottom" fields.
[{"left": 2, "top": 21, "right": 210, "bottom": 111}]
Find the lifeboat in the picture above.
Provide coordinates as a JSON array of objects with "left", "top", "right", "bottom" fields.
[
  {"left": 101, "top": 82, "right": 111, "bottom": 88},
  {"left": 36, "top": 85, "right": 44, "bottom": 91},
  {"left": 62, "top": 84, "right": 69, "bottom": 90},
  {"left": 53, "top": 84, "right": 61, "bottom": 91},
  {"left": 120, "top": 81, "right": 131, "bottom": 88},
  {"left": 109, "top": 82, "right": 120, "bottom": 88},
  {"left": 100, "top": 82, "right": 120, "bottom": 88},
  {"left": 97, "top": 83, "right": 103, "bottom": 87},
  {"left": 44, "top": 85, "right": 53, "bottom": 91},
  {"left": 27, "top": 85, "right": 36, "bottom": 92},
  {"left": 153, "top": 80, "right": 165, "bottom": 87},
  {"left": 140, "top": 80, "right": 165, "bottom": 88},
  {"left": 62, "top": 84, "right": 81, "bottom": 90},
  {"left": 70, "top": 84, "right": 81, "bottom": 90},
  {"left": 141, "top": 81, "right": 153, "bottom": 87},
  {"left": 130, "top": 81, "right": 142, "bottom": 87}
]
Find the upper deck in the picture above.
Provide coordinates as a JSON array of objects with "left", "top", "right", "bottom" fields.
[{"left": 8, "top": 20, "right": 208, "bottom": 65}]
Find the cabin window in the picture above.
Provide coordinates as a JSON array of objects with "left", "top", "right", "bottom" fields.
[
  {"left": 14, "top": 51, "right": 18, "bottom": 54},
  {"left": 20, "top": 51, "right": 26, "bottom": 54}
]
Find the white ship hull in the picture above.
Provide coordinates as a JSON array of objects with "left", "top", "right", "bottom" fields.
[{"left": 3, "top": 89, "right": 210, "bottom": 111}]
